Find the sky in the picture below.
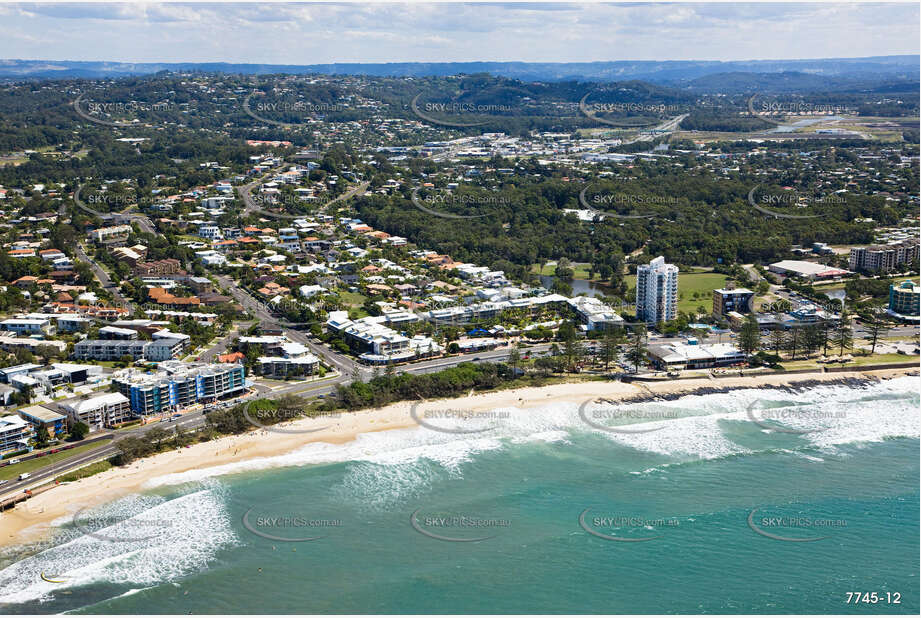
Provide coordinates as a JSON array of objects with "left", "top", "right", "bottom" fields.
[{"left": 0, "top": 1, "right": 918, "bottom": 64}]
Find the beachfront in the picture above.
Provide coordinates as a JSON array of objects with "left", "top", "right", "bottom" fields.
[{"left": 1, "top": 367, "right": 916, "bottom": 547}]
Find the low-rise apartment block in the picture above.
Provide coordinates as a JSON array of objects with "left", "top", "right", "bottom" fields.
[
  {"left": 90, "top": 225, "right": 132, "bottom": 245},
  {"left": 0, "top": 414, "right": 34, "bottom": 454},
  {"left": 60, "top": 392, "right": 132, "bottom": 430}
]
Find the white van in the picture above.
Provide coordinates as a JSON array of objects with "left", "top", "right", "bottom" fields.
[{"left": 18, "top": 473, "right": 30, "bottom": 481}]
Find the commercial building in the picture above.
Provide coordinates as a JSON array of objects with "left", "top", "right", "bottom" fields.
[
  {"left": 636, "top": 256, "right": 678, "bottom": 324},
  {"left": 712, "top": 287, "right": 754, "bottom": 317},
  {"left": 848, "top": 239, "right": 919, "bottom": 273},
  {"left": 113, "top": 362, "right": 246, "bottom": 416},
  {"left": 60, "top": 392, "right": 132, "bottom": 430},
  {"left": 768, "top": 260, "right": 850, "bottom": 280},
  {"left": 647, "top": 340, "right": 747, "bottom": 371},
  {"left": 888, "top": 280, "right": 920, "bottom": 321}
]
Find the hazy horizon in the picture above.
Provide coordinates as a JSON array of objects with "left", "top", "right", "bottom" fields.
[{"left": 1, "top": 2, "right": 917, "bottom": 65}]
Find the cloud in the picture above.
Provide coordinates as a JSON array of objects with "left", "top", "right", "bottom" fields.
[{"left": 0, "top": 2, "right": 915, "bottom": 64}]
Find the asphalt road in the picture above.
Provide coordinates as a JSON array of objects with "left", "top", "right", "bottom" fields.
[{"left": 73, "top": 243, "right": 134, "bottom": 311}]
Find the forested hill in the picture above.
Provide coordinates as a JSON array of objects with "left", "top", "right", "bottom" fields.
[{"left": 0, "top": 56, "right": 917, "bottom": 88}]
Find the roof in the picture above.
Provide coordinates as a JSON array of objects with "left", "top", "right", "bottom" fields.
[
  {"left": 19, "top": 404, "right": 65, "bottom": 422},
  {"left": 64, "top": 392, "right": 130, "bottom": 413}
]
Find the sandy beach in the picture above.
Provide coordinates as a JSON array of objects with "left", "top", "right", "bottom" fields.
[{"left": 1, "top": 367, "right": 915, "bottom": 547}]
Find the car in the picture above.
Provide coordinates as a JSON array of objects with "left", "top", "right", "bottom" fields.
[
  {"left": 8, "top": 459, "right": 20, "bottom": 464},
  {"left": 472, "top": 356, "right": 481, "bottom": 361},
  {"left": 18, "top": 473, "right": 30, "bottom": 481}
]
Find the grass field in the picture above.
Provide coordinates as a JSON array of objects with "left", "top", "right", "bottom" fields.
[
  {"left": 625, "top": 272, "right": 729, "bottom": 314},
  {"left": 0, "top": 442, "right": 102, "bottom": 481},
  {"left": 778, "top": 353, "right": 918, "bottom": 371},
  {"left": 338, "top": 291, "right": 367, "bottom": 306},
  {"left": 531, "top": 262, "right": 593, "bottom": 279}
]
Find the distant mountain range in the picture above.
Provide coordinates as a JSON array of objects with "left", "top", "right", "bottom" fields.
[{"left": 0, "top": 56, "right": 917, "bottom": 91}]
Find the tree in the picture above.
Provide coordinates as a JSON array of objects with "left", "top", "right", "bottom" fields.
[
  {"left": 831, "top": 310, "right": 854, "bottom": 356},
  {"left": 625, "top": 325, "right": 648, "bottom": 373},
  {"left": 34, "top": 425, "right": 51, "bottom": 448},
  {"left": 786, "top": 326, "right": 802, "bottom": 360},
  {"left": 507, "top": 343, "right": 521, "bottom": 372},
  {"left": 146, "top": 427, "right": 172, "bottom": 450},
  {"left": 738, "top": 314, "right": 760, "bottom": 355},
  {"left": 70, "top": 421, "right": 90, "bottom": 441},
  {"left": 863, "top": 309, "right": 889, "bottom": 354},
  {"left": 802, "top": 324, "right": 823, "bottom": 357},
  {"left": 768, "top": 328, "right": 786, "bottom": 357},
  {"left": 600, "top": 327, "right": 624, "bottom": 370}
]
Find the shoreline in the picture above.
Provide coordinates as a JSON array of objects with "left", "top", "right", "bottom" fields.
[{"left": 0, "top": 367, "right": 915, "bottom": 548}]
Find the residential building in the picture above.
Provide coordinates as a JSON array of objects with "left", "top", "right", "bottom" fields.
[
  {"left": 567, "top": 296, "right": 624, "bottom": 331},
  {"left": 18, "top": 404, "right": 67, "bottom": 437},
  {"left": 0, "top": 414, "right": 34, "bottom": 454},
  {"left": 712, "top": 287, "right": 754, "bottom": 317},
  {"left": 72, "top": 331, "right": 187, "bottom": 362},
  {"left": 90, "top": 225, "right": 132, "bottom": 244},
  {"left": 636, "top": 256, "right": 678, "bottom": 324},
  {"left": 113, "top": 362, "right": 246, "bottom": 416},
  {"left": 849, "top": 239, "right": 920, "bottom": 273},
  {"left": 133, "top": 259, "right": 183, "bottom": 277},
  {"left": 198, "top": 224, "right": 223, "bottom": 240},
  {"left": 61, "top": 392, "right": 132, "bottom": 430},
  {"left": 888, "top": 280, "right": 920, "bottom": 321},
  {"left": 0, "top": 318, "right": 54, "bottom": 335}
]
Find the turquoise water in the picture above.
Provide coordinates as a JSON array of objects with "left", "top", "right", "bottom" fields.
[{"left": 0, "top": 377, "right": 918, "bottom": 614}]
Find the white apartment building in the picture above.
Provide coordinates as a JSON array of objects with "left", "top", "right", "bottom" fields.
[
  {"left": 636, "top": 256, "right": 678, "bottom": 324},
  {"left": 61, "top": 392, "right": 132, "bottom": 430},
  {"left": 90, "top": 225, "right": 132, "bottom": 244},
  {"left": 0, "top": 414, "right": 34, "bottom": 454}
]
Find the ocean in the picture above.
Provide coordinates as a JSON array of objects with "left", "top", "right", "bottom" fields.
[{"left": 0, "top": 377, "right": 918, "bottom": 614}]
